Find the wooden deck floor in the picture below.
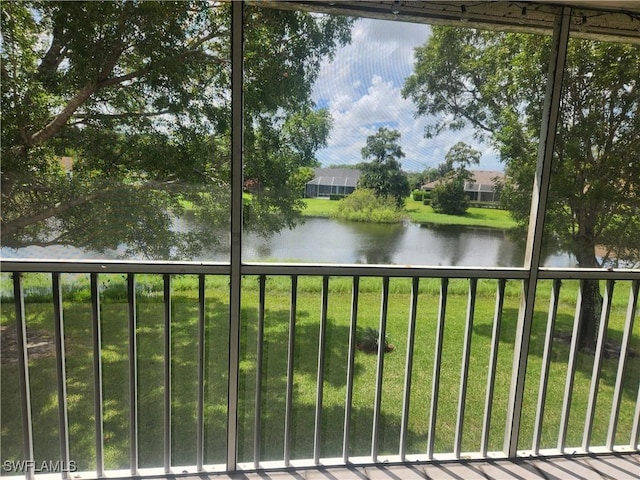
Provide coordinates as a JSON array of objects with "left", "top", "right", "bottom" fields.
[{"left": 167, "top": 453, "right": 639, "bottom": 480}]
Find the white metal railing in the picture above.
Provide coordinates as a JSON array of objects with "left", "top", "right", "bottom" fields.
[{"left": 1, "top": 260, "right": 638, "bottom": 479}]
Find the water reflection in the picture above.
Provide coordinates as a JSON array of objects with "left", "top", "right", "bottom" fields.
[
  {"left": 237, "top": 218, "right": 575, "bottom": 267},
  {"left": 349, "top": 222, "right": 406, "bottom": 264},
  {"left": 2, "top": 216, "right": 579, "bottom": 268},
  {"left": 417, "top": 224, "right": 525, "bottom": 267}
]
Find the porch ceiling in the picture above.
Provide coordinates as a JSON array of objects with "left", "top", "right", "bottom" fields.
[{"left": 264, "top": 1, "right": 640, "bottom": 44}]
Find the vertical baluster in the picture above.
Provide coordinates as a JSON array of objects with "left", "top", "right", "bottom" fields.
[
  {"left": 284, "top": 276, "right": 298, "bottom": 466},
  {"left": 163, "top": 274, "right": 171, "bottom": 473},
  {"left": 342, "top": 276, "right": 359, "bottom": 464},
  {"left": 427, "top": 278, "right": 448, "bottom": 459},
  {"left": 481, "top": 279, "right": 506, "bottom": 457},
  {"left": 254, "top": 275, "right": 266, "bottom": 468},
  {"left": 454, "top": 278, "right": 477, "bottom": 458},
  {"left": 532, "top": 279, "right": 562, "bottom": 454},
  {"left": 582, "top": 279, "right": 615, "bottom": 451},
  {"left": 400, "top": 277, "right": 419, "bottom": 460},
  {"left": 90, "top": 273, "right": 104, "bottom": 477},
  {"left": 631, "top": 383, "right": 640, "bottom": 449},
  {"left": 52, "top": 273, "right": 71, "bottom": 479},
  {"left": 607, "top": 280, "right": 639, "bottom": 450},
  {"left": 558, "top": 279, "right": 585, "bottom": 452},
  {"left": 314, "top": 276, "right": 329, "bottom": 464},
  {"left": 196, "top": 274, "right": 206, "bottom": 471},
  {"left": 127, "top": 274, "right": 139, "bottom": 476},
  {"left": 14, "top": 273, "right": 34, "bottom": 480},
  {"left": 371, "top": 277, "right": 390, "bottom": 461}
]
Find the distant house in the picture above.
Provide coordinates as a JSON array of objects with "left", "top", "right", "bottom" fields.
[
  {"left": 60, "top": 155, "right": 74, "bottom": 179},
  {"left": 422, "top": 170, "right": 504, "bottom": 202},
  {"left": 305, "top": 168, "right": 361, "bottom": 198}
]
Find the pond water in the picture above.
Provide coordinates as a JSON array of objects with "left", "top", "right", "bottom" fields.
[
  {"left": 3, "top": 216, "right": 576, "bottom": 268},
  {"left": 236, "top": 217, "right": 575, "bottom": 267}
]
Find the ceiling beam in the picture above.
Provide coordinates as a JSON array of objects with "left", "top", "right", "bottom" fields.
[{"left": 255, "top": 1, "right": 640, "bottom": 44}]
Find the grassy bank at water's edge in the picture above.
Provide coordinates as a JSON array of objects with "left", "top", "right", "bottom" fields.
[{"left": 302, "top": 197, "right": 518, "bottom": 230}]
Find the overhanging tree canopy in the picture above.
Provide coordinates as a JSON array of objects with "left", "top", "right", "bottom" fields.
[{"left": 1, "top": 1, "right": 351, "bottom": 258}]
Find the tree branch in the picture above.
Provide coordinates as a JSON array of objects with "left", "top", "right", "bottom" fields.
[
  {"left": 1, "top": 179, "right": 179, "bottom": 238},
  {"left": 71, "top": 110, "right": 172, "bottom": 122},
  {"left": 24, "top": 22, "right": 224, "bottom": 149},
  {"left": 27, "top": 82, "right": 99, "bottom": 146},
  {"left": 1, "top": 189, "right": 105, "bottom": 237},
  {"left": 37, "top": 22, "right": 66, "bottom": 80}
]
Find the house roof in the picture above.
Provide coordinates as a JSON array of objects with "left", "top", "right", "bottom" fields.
[
  {"left": 306, "top": 168, "right": 361, "bottom": 187},
  {"left": 423, "top": 170, "right": 504, "bottom": 192}
]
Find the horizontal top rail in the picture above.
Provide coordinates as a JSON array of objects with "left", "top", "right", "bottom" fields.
[
  {"left": 0, "top": 259, "right": 232, "bottom": 275},
  {"left": 1, "top": 259, "right": 639, "bottom": 279},
  {"left": 537, "top": 268, "right": 640, "bottom": 280}
]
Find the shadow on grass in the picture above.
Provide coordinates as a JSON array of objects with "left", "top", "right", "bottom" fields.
[
  {"left": 473, "top": 303, "right": 639, "bottom": 450},
  {"left": 474, "top": 306, "right": 639, "bottom": 400},
  {"left": 1, "top": 298, "right": 420, "bottom": 472}
]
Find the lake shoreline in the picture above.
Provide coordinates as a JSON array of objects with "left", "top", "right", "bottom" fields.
[{"left": 301, "top": 197, "right": 519, "bottom": 231}]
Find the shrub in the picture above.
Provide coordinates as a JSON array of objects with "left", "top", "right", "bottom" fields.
[
  {"left": 431, "top": 179, "right": 469, "bottom": 215},
  {"left": 331, "top": 188, "right": 405, "bottom": 223},
  {"left": 356, "top": 327, "right": 394, "bottom": 354},
  {"left": 423, "top": 198, "right": 431, "bottom": 205},
  {"left": 329, "top": 194, "right": 346, "bottom": 200},
  {"left": 412, "top": 190, "right": 424, "bottom": 201}
]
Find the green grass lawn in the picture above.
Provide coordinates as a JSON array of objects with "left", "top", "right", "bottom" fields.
[
  {"left": 1, "top": 273, "right": 638, "bottom": 471},
  {"left": 302, "top": 197, "right": 518, "bottom": 230}
]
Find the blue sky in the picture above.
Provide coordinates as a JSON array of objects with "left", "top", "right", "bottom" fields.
[{"left": 311, "top": 17, "right": 502, "bottom": 173}]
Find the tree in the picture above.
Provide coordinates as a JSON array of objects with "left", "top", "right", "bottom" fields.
[
  {"left": 358, "top": 127, "right": 410, "bottom": 206},
  {"left": 1, "top": 2, "right": 351, "bottom": 257},
  {"left": 430, "top": 141, "right": 480, "bottom": 215},
  {"left": 403, "top": 27, "right": 640, "bottom": 349}
]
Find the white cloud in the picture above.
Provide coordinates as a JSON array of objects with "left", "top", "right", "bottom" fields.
[{"left": 312, "top": 17, "right": 501, "bottom": 172}]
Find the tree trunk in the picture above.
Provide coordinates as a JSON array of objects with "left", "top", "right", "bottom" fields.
[{"left": 575, "top": 237, "right": 602, "bottom": 352}]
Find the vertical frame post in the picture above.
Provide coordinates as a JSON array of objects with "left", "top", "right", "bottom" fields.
[
  {"left": 228, "top": 0, "right": 244, "bottom": 471},
  {"left": 504, "top": 6, "right": 570, "bottom": 457}
]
